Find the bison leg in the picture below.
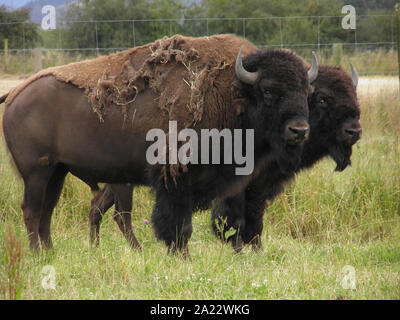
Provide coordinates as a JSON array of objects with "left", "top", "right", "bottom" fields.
[
  {"left": 110, "top": 184, "right": 140, "bottom": 250},
  {"left": 21, "top": 169, "right": 54, "bottom": 251},
  {"left": 39, "top": 165, "right": 68, "bottom": 249},
  {"left": 211, "top": 192, "right": 246, "bottom": 253},
  {"left": 242, "top": 191, "right": 268, "bottom": 252},
  {"left": 89, "top": 184, "right": 115, "bottom": 246},
  {"left": 151, "top": 180, "right": 193, "bottom": 258}
]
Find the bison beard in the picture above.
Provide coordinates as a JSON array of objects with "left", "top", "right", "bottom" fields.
[
  {"left": 330, "top": 143, "right": 353, "bottom": 172},
  {"left": 2, "top": 34, "right": 311, "bottom": 254},
  {"left": 211, "top": 64, "right": 361, "bottom": 252}
]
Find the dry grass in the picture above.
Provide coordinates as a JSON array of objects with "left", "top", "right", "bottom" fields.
[{"left": 0, "top": 222, "right": 25, "bottom": 300}]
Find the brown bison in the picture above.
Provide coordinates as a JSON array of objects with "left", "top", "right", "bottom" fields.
[
  {"left": 2, "top": 34, "right": 315, "bottom": 255},
  {"left": 211, "top": 63, "right": 361, "bottom": 252}
]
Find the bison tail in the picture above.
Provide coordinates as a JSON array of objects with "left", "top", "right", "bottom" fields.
[{"left": 0, "top": 92, "right": 9, "bottom": 104}]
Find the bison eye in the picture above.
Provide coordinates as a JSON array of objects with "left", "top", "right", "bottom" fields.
[
  {"left": 264, "top": 90, "right": 272, "bottom": 98},
  {"left": 318, "top": 98, "right": 328, "bottom": 108}
]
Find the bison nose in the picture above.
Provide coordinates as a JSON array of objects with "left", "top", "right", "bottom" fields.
[
  {"left": 343, "top": 121, "right": 362, "bottom": 144},
  {"left": 285, "top": 122, "right": 310, "bottom": 145},
  {"left": 344, "top": 127, "right": 362, "bottom": 144}
]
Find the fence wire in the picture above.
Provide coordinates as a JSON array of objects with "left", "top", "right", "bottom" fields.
[{"left": 0, "top": 14, "right": 398, "bottom": 76}]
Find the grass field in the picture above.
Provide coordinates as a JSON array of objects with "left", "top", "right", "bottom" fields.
[{"left": 0, "top": 74, "right": 399, "bottom": 300}]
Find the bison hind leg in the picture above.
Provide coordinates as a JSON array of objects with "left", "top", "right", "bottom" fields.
[
  {"left": 20, "top": 167, "right": 56, "bottom": 251},
  {"left": 110, "top": 184, "right": 141, "bottom": 250},
  {"left": 89, "top": 184, "right": 116, "bottom": 247},
  {"left": 38, "top": 164, "right": 68, "bottom": 249}
]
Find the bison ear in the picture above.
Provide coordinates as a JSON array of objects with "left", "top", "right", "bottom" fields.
[
  {"left": 233, "top": 77, "right": 244, "bottom": 90},
  {"left": 232, "top": 98, "right": 246, "bottom": 116}
]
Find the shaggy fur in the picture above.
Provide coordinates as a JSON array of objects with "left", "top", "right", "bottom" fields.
[
  {"left": 6, "top": 34, "right": 256, "bottom": 129},
  {"left": 211, "top": 64, "right": 361, "bottom": 251}
]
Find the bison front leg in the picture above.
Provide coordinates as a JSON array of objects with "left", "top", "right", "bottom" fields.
[
  {"left": 151, "top": 180, "right": 193, "bottom": 258},
  {"left": 211, "top": 192, "right": 246, "bottom": 253},
  {"left": 89, "top": 184, "right": 116, "bottom": 246},
  {"left": 242, "top": 190, "right": 268, "bottom": 252}
]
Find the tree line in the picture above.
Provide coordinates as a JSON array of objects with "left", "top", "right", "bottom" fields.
[{"left": 0, "top": 0, "right": 397, "bottom": 52}]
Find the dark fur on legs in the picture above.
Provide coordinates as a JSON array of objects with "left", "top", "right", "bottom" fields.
[{"left": 151, "top": 171, "right": 193, "bottom": 257}]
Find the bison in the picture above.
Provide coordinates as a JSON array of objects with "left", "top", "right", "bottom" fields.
[
  {"left": 211, "top": 63, "right": 361, "bottom": 252},
  {"left": 87, "top": 58, "right": 361, "bottom": 251},
  {"left": 2, "top": 34, "right": 315, "bottom": 255}
]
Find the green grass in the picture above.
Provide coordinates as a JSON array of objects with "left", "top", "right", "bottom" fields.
[{"left": 0, "top": 77, "right": 399, "bottom": 300}]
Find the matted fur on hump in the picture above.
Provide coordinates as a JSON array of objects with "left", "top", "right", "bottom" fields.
[{"left": 6, "top": 34, "right": 257, "bottom": 132}]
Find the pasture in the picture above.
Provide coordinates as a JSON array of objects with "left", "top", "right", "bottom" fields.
[{"left": 0, "top": 74, "right": 399, "bottom": 299}]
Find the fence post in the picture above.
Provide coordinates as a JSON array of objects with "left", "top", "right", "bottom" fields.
[
  {"left": 4, "top": 39, "right": 8, "bottom": 71},
  {"left": 396, "top": 4, "right": 400, "bottom": 94},
  {"left": 33, "top": 48, "right": 43, "bottom": 73}
]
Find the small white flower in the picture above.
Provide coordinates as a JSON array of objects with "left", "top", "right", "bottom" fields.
[
  {"left": 165, "top": 276, "right": 169, "bottom": 280},
  {"left": 292, "top": 280, "right": 297, "bottom": 285},
  {"left": 207, "top": 278, "right": 212, "bottom": 282},
  {"left": 263, "top": 280, "right": 268, "bottom": 285},
  {"left": 200, "top": 277, "right": 203, "bottom": 281}
]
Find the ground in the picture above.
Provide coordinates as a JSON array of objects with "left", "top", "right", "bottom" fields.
[{"left": 0, "top": 74, "right": 399, "bottom": 300}]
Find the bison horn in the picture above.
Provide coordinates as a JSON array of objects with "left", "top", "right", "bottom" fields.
[
  {"left": 308, "top": 51, "right": 318, "bottom": 83},
  {"left": 235, "top": 46, "right": 258, "bottom": 85},
  {"left": 350, "top": 63, "right": 359, "bottom": 87}
]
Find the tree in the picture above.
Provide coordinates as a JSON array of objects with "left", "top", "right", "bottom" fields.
[{"left": 0, "top": 5, "right": 40, "bottom": 49}]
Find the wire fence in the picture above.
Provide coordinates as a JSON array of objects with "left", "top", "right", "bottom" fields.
[{"left": 0, "top": 14, "right": 398, "bottom": 76}]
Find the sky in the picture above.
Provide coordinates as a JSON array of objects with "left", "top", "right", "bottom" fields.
[
  {"left": 0, "top": 0, "right": 31, "bottom": 8},
  {"left": 0, "top": 0, "right": 75, "bottom": 8}
]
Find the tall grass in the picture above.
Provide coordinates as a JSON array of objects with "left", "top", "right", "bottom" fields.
[
  {"left": 0, "top": 222, "right": 25, "bottom": 300},
  {"left": 0, "top": 48, "right": 397, "bottom": 75},
  {"left": 0, "top": 76, "right": 399, "bottom": 299}
]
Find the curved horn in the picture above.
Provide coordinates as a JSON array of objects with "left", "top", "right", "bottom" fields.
[
  {"left": 350, "top": 62, "right": 358, "bottom": 87},
  {"left": 308, "top": 51, "right": 318, "bottom": 83},
  {"left": 235, "top": 46, "right": 258, "bottom": 85}
]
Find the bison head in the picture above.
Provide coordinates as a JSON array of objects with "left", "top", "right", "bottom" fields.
[
  {"left": 305, "top": 64, "right": 361, "bottom": 171},
  {"left": 235, "top": 47, "right": 314, "bottom": 173}
]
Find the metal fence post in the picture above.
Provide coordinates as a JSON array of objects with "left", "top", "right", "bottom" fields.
[
  {"left": 95, "top": 21, "right": 99, "bottom": 56},
  {"left": 396, "top": 4, "right": 400, "bottom": 94},
  {"left": 33, "top": 48, "right": 42, "bottom": 72},
  {"left": 4, "top": 39, "right": 8, "bottom": 72},
  {"left": 132, "top": 20, "right": 136, "bottom": 47}
]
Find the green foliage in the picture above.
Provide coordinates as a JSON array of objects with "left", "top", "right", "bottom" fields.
[
  {"left": 0, "top": 0, "right": 397, "bottom": 58},
  {"left": 0, "top": 5, "right": 39, "bottom": 49}
]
